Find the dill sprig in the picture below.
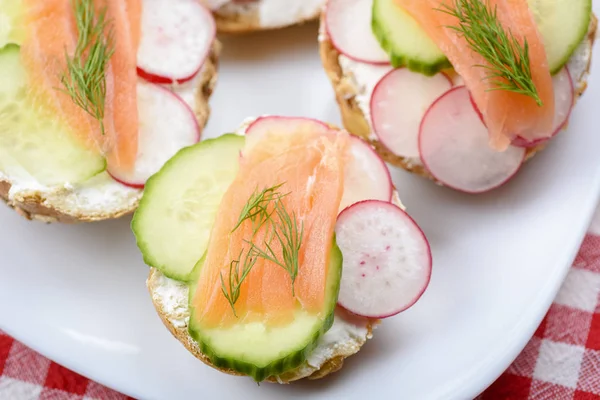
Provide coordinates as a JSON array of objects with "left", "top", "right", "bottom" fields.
[
  {"left": 59, "top": 0, "right": 114, "bottom": 135},
  {"left": 231, "top": 183, "right": 288, "bottom": 235},
  {"left": 220, "top": 183, "right": 304, "bottom": 316},
  {"left": 438, "top": 0, "right": 542, "bottom": 105},
  {"left": 219, "top": 249, "right": 258, "bottom": 318},
  {"left": 247, "top": 201, "right": 304, "bottom": 296}
]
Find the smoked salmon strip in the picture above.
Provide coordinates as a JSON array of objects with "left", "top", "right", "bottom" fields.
[
  {"left": 395, "top": 0, "right": 555, "bottom": 148},
  {"left": 21, "top": 0, "right": 141, "bottom": 171},
  {"left": 192, "top": 128, "right": 349, "bottom": 328}
]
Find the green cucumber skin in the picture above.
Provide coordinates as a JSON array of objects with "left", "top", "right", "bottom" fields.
[
  {"left": 371, "top": 0, "right": 451, "bottom": 76},
  {"left": 132, "top": 134, "right": 244, "bottom": 282},
  {"left": 372, "top": 0, "right": 592, "bottom": 77},
  {"left": 188, "top": 238, "right": 343, "bottom": 382}
]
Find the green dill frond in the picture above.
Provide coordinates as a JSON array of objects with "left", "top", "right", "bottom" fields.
[
  {"left": 221, "top": 183, "right": 304, "bottom": 316},
  {"left": 438, "top": 0, "right": 542, "bottom": 105},
  {"left": 59, "top": 0, "right": 114, "bottom": 135}
]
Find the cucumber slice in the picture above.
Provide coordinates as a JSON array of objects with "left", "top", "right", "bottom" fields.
[
  {"left": 0, "top": 45, "right": 106, "bottom": 186},
  {"left": 188, "top": 238, "right": 343, "bottom": 382},
  {"left": 132, "top": 134, "right": 245, "bottom": 281},
  {"left": 372, "top": 0, "right": 591, "bottom": 76},
  {"left": 0, "top": 0, "right": 24, "bottom": 48},
  {"left": 372, "top": 0, "right": 450, "bottom": 75},
  {"left": 528, "top": 0, "right": 592, "bottom": 74}
]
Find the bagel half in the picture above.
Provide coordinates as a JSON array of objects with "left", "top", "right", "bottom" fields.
[
  {"left": 203, "top": 0, "right": 325, "bottom": 33},
  {"left": 0, "top": 41, "right": 221, "bottom": 223},
  {"left": 319, "top": 14, "right": 597, "bottom": 182},
  {"left": 146, "top": 121, "right": 406, "bottom": 383}
]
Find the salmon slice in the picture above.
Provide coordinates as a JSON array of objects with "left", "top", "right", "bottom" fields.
[
  {"left": 21, "top": 0, "right": 141, "bottom": 171},
  {"left": 192, "top": 128, "right": 349, "bottom": 328},
  {"left": 103, "top": 0, "right": 141, "bottom": 171},
  {"left": 21, "top": 0, "right": 101, "bottom": 150},
  {"left": 396, "top": 0, "right": 554, "bottom": 148}
]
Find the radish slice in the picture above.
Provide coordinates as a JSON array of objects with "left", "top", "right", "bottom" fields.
[
  {"left": 339, "top": 136, "right": 393, "bottom": 212},
  {"left": 325, "top": 0, "right": 390, "bottom": 64},
  {"left": 370, "top": 68, "right": 452, "bottom": 158},
  {"left": 512, "top": 68, "right": 575, "bottom": 148},
  {"left": 419, "top": 86, "right": 526, "bottom": 193},
  {"left": 109, "top": 82, "right": 200, "bottom": 188},
  {"left": 335, "top": 200, "right": 432, "bottom": 318},
  {"left": 137, "top": 0, "right": 215, "bottom": 84}
]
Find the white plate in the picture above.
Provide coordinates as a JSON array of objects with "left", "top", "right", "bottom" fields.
[{"left": 1, "top": 19, "right": 600, "bottom": 400}]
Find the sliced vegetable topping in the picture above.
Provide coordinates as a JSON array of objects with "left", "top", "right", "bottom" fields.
[
  {"left": 132, "top": 134, "right": 244, "bottom": 281},
  {"left": 0, "top": 0, "right": 25, "bottom": 48},
  {"left": 527, "top": 0, "right": 592, "bottom": 75},
  {"left": 372, "top": 0, "right": 450, "bottom": 74},
  {"left": 336, "top": 200, "right": 432, "bottom": 318},
  {"left": 339, "top": 136, "right": 393, "bottom": 212},
  {"left": 419, "top": 86, "right": 526, "bottom": 193},
  {"left": 108, "top": 81, "right": 200, "bottom": 188},
  {"left": 370, "top": 68, "right": 452, "bottom": 158},
  {"left": 325, "top": 0, "right": 390, "bottom": 64},
  {"left": 394, "top": 0, "right": 555, "bottom": 148},
  {"left": 137, "top": 0, "right": 215, "bottom": 84}
]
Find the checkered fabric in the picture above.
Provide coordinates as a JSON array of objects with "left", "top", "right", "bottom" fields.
[
  {"left": 478, "top": 233, "right": 600, "bottom": 400},
  {"left": 1, "top": 231, "right": 600, "bottom": 399},
  {"left": 0, "top": 334, "right": 129, "bottom": 400}
]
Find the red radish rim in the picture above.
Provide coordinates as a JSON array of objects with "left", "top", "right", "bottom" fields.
[
  {"left": 136, "top": 2, "right": 216, "bottom": 85},
  {"left": 324, "top": 2, "right": 391, "bottom": 66},
  {"left": 418, "top": 85, "right": 526, "bottom": 194},
  {"left": 245, "top": 115, "right": 330, "bottom": 134},
  {"left": 108, "top": 84, "right": 202, "bottom": 188},
  {"left": 336, "top": 199, "right": 433, "bottom": 318},
  {"left": 348, "top": 136, "right": 394, "bottom": 202},
  {"left": 369, "top": 68, "right": 453, "bottom": 158},
  {"left": 109, "top": 174, "right": 145, "bottom": 190},
  {"left": 137, "top": 65, "right": 203, "bottom": 85},
  {"left": 512, "top": 68, "right": 575, "bottom": 148}
]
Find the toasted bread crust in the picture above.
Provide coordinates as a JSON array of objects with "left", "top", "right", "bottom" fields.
[
  {"left": 0, "top": 41, "right": 221, "bottom": 223},
  {"left": 213, "top": 4, "right": 321, "bottom": 33},
  {"left": 319, "top": 14, "right": 597, "bottom": 181}
]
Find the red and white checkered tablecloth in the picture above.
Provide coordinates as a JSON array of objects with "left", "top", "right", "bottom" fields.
[{"left": 2, "top": 216, "right": 600, "bottom": 400}]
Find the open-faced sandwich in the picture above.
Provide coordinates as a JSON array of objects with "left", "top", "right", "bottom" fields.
[
  {"left": 0, "top": 0, "right": 218, "bottom": 222},
  {"left": 320, "top": 0, "right": 596, "bottom": 193},
  {"left": 133, "top": 116, "right": 432, "bottom": 382},
  {"left": 200, "top": 0, "right": 326, "bottom": 33}
]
